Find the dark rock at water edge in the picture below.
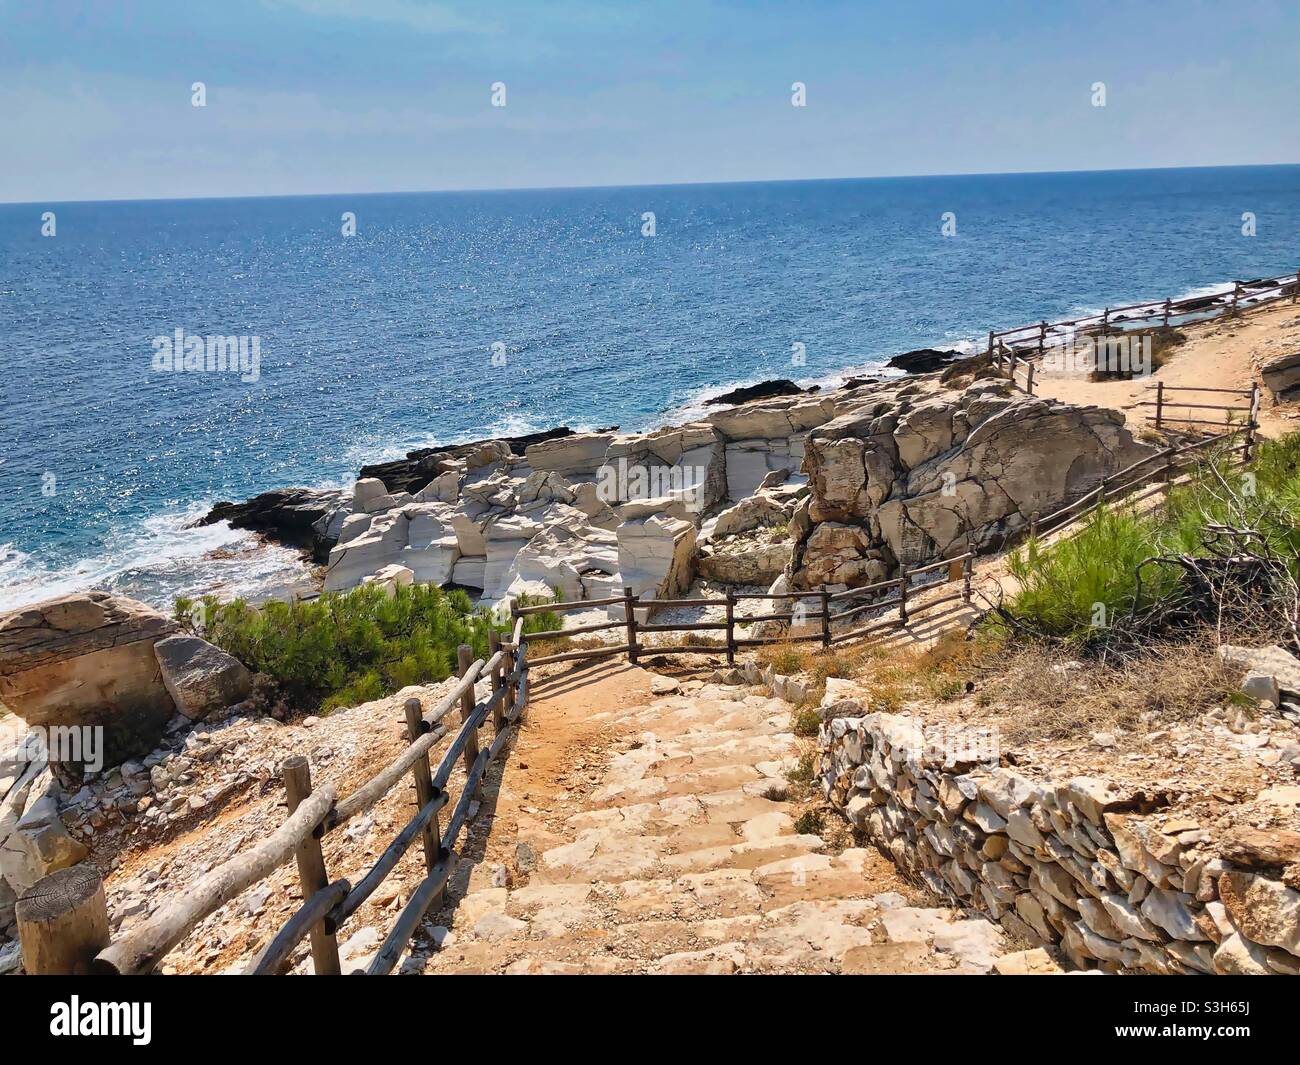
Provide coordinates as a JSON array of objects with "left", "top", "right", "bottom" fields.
[
  {"left": 885, "top": 348, "right": 963, "bottom": 374},
  {"left": 200, "top": 487, "right": 349, "bottom": 563},
  {"left": 198, "top": 425, "right": 617, "bottom": 560},
  {"left": 703, "top": 380, "right": 806, "bottom": 407}
]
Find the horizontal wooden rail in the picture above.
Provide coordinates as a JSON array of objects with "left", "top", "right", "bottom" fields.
[
  {"left": 96, "top": 784, "right": 337, "bottom": 975},
  {"left": 830, "top": 576, "right": 904, "bottom": 601},
  {"left": 528, "top": 643, "right": 631, "bottom": 667},
  {"left": 641, "top": 595, "right": 729, "bottom": 608},
  {"left": 246, "top": 880, "right": 349, "bottom": 976},
  {"left": 638, "top": 620, "right": 728, "bottom": 632},
  {"left": 513, "top": 594, "right": 626, "bottom": 614},
  {"left": 1142, "top": 385, "right": 1253, "bottom": 395},
  {"left": 521, "top": 617, "right": 625, "bottom": 641}
]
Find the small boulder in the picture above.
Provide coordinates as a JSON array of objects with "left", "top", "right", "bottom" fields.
[
  {"left": 649, "top": 675, "right": 681, "bottom": 695},
  {"left": 153, "top": 636, "right": 254, "bottom": 722},
  {"left": 1260, "top": 350, "right": 1300, "bottom": 404}
]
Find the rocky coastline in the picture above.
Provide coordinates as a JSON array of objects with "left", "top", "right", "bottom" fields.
[{"left": 193, "top": 349, "right": 1155, "bottom": 619}]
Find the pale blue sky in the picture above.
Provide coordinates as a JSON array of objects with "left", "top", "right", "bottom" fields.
[{"left": 2, "top": 0, "right": 1298, "bottom": 203}]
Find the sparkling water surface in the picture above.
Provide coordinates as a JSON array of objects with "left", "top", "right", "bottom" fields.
[{"left": 2, "top": 166, "right": 1298, "bottom": 608}]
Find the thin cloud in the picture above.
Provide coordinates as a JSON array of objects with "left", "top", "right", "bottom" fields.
[{"left": 266, "top": 0, "right": 497, "bottom": 34}]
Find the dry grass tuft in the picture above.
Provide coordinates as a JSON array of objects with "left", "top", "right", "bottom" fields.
[
  {"left": 845, "top": 625, "right": 1246, "bottom": 748},
  {"left": 986, "top": 636, "right": 1246, "bottom": 746}
]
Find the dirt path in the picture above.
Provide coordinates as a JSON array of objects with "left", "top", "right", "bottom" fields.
[
  {"left": 395, "top": 663, "right": 1016, "bottom": 975},
  {"left": 1032, "top": 300, "right": 1300, "bottom": 439}
]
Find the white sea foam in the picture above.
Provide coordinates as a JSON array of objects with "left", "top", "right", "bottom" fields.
[
  {"left": 0, "top": 504, "right": 312, "bottom": 612},
  {"left": 1172, "top": 280, "right": 1237, "bottom": 302}
]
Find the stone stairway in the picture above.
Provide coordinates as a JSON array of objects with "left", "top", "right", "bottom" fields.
[{"left": 414, "top": 670, "right": 1017, "bottom": 975}]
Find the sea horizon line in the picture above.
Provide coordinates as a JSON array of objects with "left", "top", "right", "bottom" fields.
[{"left": 4, "top": 160, "right": 1299, "bottom": 210}]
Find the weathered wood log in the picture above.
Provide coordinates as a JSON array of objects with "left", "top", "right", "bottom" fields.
[
  {"left": 330, "top": 723, "right": 447, "bottom": 828},
  {"left": 246, "top": 879, "right": 349, "bottom": 976},
  {"left": 488, "top": 631, "right": 507, "bottom": 735},
  {"left": 283, "top": 756, "right": 341, "bottom": 975},
  {"left": 95, "top": 783, "right": 336, "bottom": 974},
  {"left": 403, "top": 697, "right": 442, "bottom": 877},
  {"left": 457, "top": 645, "right": 481, "bottom": 788},
  {"left": 17, "top": 864, "right": 109, "bottom": 975}
]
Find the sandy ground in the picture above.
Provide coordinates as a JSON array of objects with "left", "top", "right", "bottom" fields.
[{"left": 1031, "top": 299, "right": 1300, "bottom": 439}]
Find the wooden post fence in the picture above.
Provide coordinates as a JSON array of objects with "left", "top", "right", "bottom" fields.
[
  {"left": 820, "top": 588, "right": 831, "bottom": 650},
  {"left": 403, "top": 698, "right": 441, "bottom": 878},
  {"left": 457, "top": 645, "right": 480, "bottom": 790},
  {"left": 282, "top": 756, "right": 340, "bottom": 975},
  {"left": 897, "top": 566, "right": 909, "bottom": 625},
  {"left": 1244, "top": 382, "right": 1261, "bottom": 462},
  {"left": 724, "top": 589, "right": 736, "bottom": 665},
  {"left": 624, "top": 586, "right": 640, "bottom": 665},
  {"left": 1154, "top": 381, "right": 1164, "bottom": 429}
]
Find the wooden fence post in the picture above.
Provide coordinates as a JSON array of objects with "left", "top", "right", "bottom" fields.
[
  {"left": 504, "top": 638, "right": 517, "bottom": 721},
  {"left": 1025, "top": 361, "right": 1035, "bottom": 395},
  {"left": 17, "top": 865, "right": 109, "bottom": 975},
  {"left": 1029, "top": 510, "right": 1040, "bottom": 540},
  {"left": 897, "top": 566, "right": 909, "bottom": 626},
  {"left": 457, "top": 645, "right": 481, "bottom": 786},
  {"left": 488, "top": 630, "right": 507, "bottom": 734},
  {"left": 961, "top": 554, "right": 973, "bottom": 605},
  {"left": 1154, "top": 381, "right": 1164, "bottom": 429},
  {"left": 1162, "top": 298, "right": 1171, "bottom": 328},
  {"left": 986, "top": 330, "right": 995, "bottom": 361},
  {"left": 724, "top": 589, "right": 736, "bottom": 666},
  {"left": 1231, "top": 281, "right": 1241, "bottom": 316},
  {"left": 624, "top": 586, "right": 640, "bottom": 665},
  {"left": 820, "top": 587, "right": 831, "bottom": 650},
  {"left": 1244, "top": 382, "right": 1261, "bottom": 462},
  {"left": 403, "top": 697, "right": 441, "bottom": 879},
  {"left": 282, "top": 756, "right": 340, "bottom": 975},
  {"left": 1037, "top": 321, "right": 1047, "bottom": 357}
]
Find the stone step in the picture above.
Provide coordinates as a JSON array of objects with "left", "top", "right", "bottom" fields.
[{"left": 411, "top": 676, "right": 1018, "bottom": 975}]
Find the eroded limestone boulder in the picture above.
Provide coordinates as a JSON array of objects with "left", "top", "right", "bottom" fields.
[
  {"left": 154, "top": 635, "right": 253, "bottom": 721},
  {"left": 0, "top": 592, "right": 177, "bottom": 767},
  {"left": 524, "top": 432, "right": 616, "bottom": 480},
  {"left": 792, "top": 381, "right": 1156, "bottom": 586},
  {"left": 502, "top": 513, "right": 620, "bottom": 604},
  {"left": 0, "top": 763, "right": 87, "bottom": 897},
  {"left": 603, "top": 423, "right": 727, "bottom": 515},
  {"left": 617, "top": 514, "right": 697, "bottom": 612}
]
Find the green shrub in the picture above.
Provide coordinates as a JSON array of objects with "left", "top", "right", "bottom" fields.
[
  {"left": 785, "top": 751, "right": 816, "bottom": 786},
  {"left": 793, "top": 809, "right": 825, "bottom": 835},
  {"left": 1004, "top": 505, "right": 1176, "bottom": 644},
  {"left": 1000, "top": 432, "right": 1300, "bottom": 649},
  {"left": 791, "top": 705, "right": 822, "bottom": 737},
  {"left": 175, "top": 584, "right": 560, "bottom": 713}
]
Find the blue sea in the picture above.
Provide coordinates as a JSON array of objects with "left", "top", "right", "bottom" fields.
[{"left": 2, "top": 165, "right": 1298, "bottom": 610}]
